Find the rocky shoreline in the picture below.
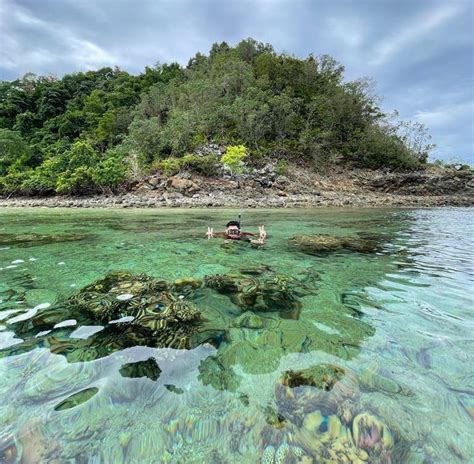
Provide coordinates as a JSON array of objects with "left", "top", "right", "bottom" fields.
[{"left": 1, "top": 165, "right": 472, "bottom": 209}]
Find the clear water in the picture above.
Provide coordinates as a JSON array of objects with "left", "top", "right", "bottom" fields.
[{"left": 0, "top": 208, "right": 472, "bottom": 463}]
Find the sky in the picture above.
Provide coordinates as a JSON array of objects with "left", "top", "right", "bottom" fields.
[{"left": 0, "top": 0, "right": 472, "bottom": 162}]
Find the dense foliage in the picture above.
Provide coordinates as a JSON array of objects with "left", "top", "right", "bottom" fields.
[{"left": 0, "top": 39, "right": 433, "bottom": 195}]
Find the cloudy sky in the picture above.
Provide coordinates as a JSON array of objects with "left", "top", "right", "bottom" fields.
[{"left": 0, "top": 0, "right": 472, "bottom": 162}]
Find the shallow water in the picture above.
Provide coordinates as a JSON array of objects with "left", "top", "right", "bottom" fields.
[{"left": 0, "top": 208, "right": 472, "bottom": 463}]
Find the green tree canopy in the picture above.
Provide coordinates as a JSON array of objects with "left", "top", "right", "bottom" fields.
[{"left": 0, "top": 38, "right": 435, "bottom": 195}]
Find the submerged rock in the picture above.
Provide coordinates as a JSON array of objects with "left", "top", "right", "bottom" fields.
[
  {"left": 289, "top": 234, "right": 379, "bottom": 254},
  {"left": 0, "top": 438, "right": 19, "bottom": 464},
  {"left": 67, "top": 271, "right": 202, "bottom": 328},
  {"left": 352, "top": 412, "right": 395, "bottom": 461},
  {"left": 239, "top": 264, "right": 272, "bottom": 275},
  {"left": 204, "top": 272, "right": 305, "bottom": 315},
  {"left": 279, "top": 364, "right": 346, "bottom": 391},
  {"left": 2, "top": 272, "right": 215, "bottom": 361},
  {"left": 204, "top": 274, "right": 240, "bottom": 293},
  {"left": 0, "top": 233, "right": 93, "bottom": 248},
  {"left": 275, "top": 364, "right": 358, "bottom": 422}
]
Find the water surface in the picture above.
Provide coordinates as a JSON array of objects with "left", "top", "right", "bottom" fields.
[{"left": 0, "top": 208, "right": 472, "bottom": 463}]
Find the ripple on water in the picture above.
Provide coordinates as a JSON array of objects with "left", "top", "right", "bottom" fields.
[{"left": 0, "top": 207, "right": 472, "bottom": 463}]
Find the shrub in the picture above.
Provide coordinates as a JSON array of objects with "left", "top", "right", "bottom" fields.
[
  {"left": 153, "top": 154, "right": 219, "bottom": 177},
  {"left": 221, "top": 145, "right": 247, "bottom": 175},
  {"left": 0, "top": 170, "right": 31, "bottom": 195},
  {"left": 357, "top": 127, "right": 419, "bottom": 170},
  {"left": 93, "top": 154, "right": 128, "bottom": 190},
  {"left": 152, "top": 157, "right": 183, "bottom": 176},
  {"left": 275, "top": 159, "right": 288, "bottom": 176},
  {"left": 56, "top": 167, "right": 96, "bottom": 195}
]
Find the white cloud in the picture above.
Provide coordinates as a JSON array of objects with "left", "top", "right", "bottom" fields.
[
  {"left": 0, "top": 0, "right": 472, "bottom": 162},
  {"left": 327, "top": 16, "right": 364, "bottom": 49},
  {"left": 370, "top": 3, "right": 462, "bottom": 66},
  {"left": 0, "top": 0, "right": 120, "bottom": 76},
  {"left": 413, "top": 100, "right": 474, "bottom": 127}
]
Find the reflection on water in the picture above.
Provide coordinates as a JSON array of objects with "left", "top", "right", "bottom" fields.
[{"left": 0, "top": 208, "right": 472, "bottom": 463}]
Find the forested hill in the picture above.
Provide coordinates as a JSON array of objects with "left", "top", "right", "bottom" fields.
[{"left": 0, "top": 39, "right": 434, "bottom": 196}]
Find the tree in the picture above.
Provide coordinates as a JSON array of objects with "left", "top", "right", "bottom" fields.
[
  {"left": 0, "top": 129, "right": 31, "bottom": 175},
  {"left": 0, "top": 38, "right": 434, "bottom": 197}
]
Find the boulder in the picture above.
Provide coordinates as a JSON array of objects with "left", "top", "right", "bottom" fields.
[
  {"left": 289, "top": 234, "right": 378, "bottom": 254},
  {"left": 166, "top": 176, "right": 200, "bottom": 193}
]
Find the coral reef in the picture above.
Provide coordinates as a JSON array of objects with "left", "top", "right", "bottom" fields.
[
  {"left": 289, "top": 234, "right": 379, "bottom": 254},
  {"left": 0, "top": 233, "right": 93, "bottom": 248}
]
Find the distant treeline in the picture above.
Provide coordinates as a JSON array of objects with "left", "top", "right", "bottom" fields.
[{"left": 0, "top": 39, "right": 434, "bottom": 195}]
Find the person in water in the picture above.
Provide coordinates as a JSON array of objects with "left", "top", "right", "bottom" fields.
[{"left": 207, "top": 221, "right": 266, "bottom": 243}]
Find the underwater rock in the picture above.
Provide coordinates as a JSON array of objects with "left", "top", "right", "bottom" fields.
[
  {"left": 0, "top": 232, "right": 93, "bottom": 248},
  {"left": 231, "top": 275, "right": 302, "bottom": 314},
  {"left": 119, "top": 358, "right": 162, "bottom": 381},
  {"left": 280, "top": 365, "right": 346, "bottom": 391},
  {"left": 295, "top": 411, "right": 362, "bottom": 463},
  {"left": 16, "top": 419, "right": 54, "bottom": 464},
  {"left": 239, "top": 264, "right": 272, "bottom": 275},
  {"left": 54, "top": 387, "right": 99, "bottom": 411},
  {"left": 173, "top": 277, "right": 202, "bottom": 290},
  {"left": 164, "top": 384, "right": 184, "bottom": 395},
  {"left": 352, "top": 412, "right": 394, "bottom": 457},
  {"left": 205, "top": 272, "right": 304, "bottom": 315},
  {"left": 67, "top": 271, "right": 202, "bottom": 329},
  {"left": 0, "top": 437, "right": 18, "bottom": 464},
  {"left": 275, "top": 364, "right": 359, "bottom": 423},
  {"left": 204, "top": 274, "right": 240, "bottom": 293},
  {"left": 288, "top": 234, "right": 379, "bottom": 254}
]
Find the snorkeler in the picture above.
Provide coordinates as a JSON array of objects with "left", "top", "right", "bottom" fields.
[{"left": 207, "top": 220, "right": 266, "bottom": 243}]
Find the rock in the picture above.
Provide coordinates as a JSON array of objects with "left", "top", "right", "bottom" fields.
[
  {"left": 0, "top": 233, "right": 93, "bottom": 248},
  {"left": 279, "top": 364, "right": 346, "bottom": 391},
  {"left": 275, "top": 364, "right": 357, "bottom": 422},
  {"left": 176, "top": 171, "right": 192, "bottom": 180},
  {"left": 173, "top": 277, "right": 202, "bottom": 290},
  {"left": 166, "top": 177, "right": 200, "bottom": 193},
  {"left": 352, "top": 412, "right": 394, "bottom": 452},
  {"left": 289, "top": 234, "right": 379, "bottom": 254},
  {"left": 239, "top": 264, "right": 272, "bottom": 275},
  {"left": 274, "top": 175, "right": 289, "bottom": 188}
]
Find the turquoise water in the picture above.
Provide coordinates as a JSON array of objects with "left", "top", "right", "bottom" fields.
[{"left": 0, "top": 208, "right": 472, "bottom": 463}]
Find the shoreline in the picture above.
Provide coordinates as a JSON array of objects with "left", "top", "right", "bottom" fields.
[
  {"left": 1, "top": 191, "right": 472, "bottom": 209},
  {"left": 1, "top": 166, "right": 472, "bottom": 209}
]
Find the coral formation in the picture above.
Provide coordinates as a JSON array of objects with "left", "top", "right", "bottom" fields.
[{"left": 289, "top": 234, "right": 379, "bottom": 254}]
